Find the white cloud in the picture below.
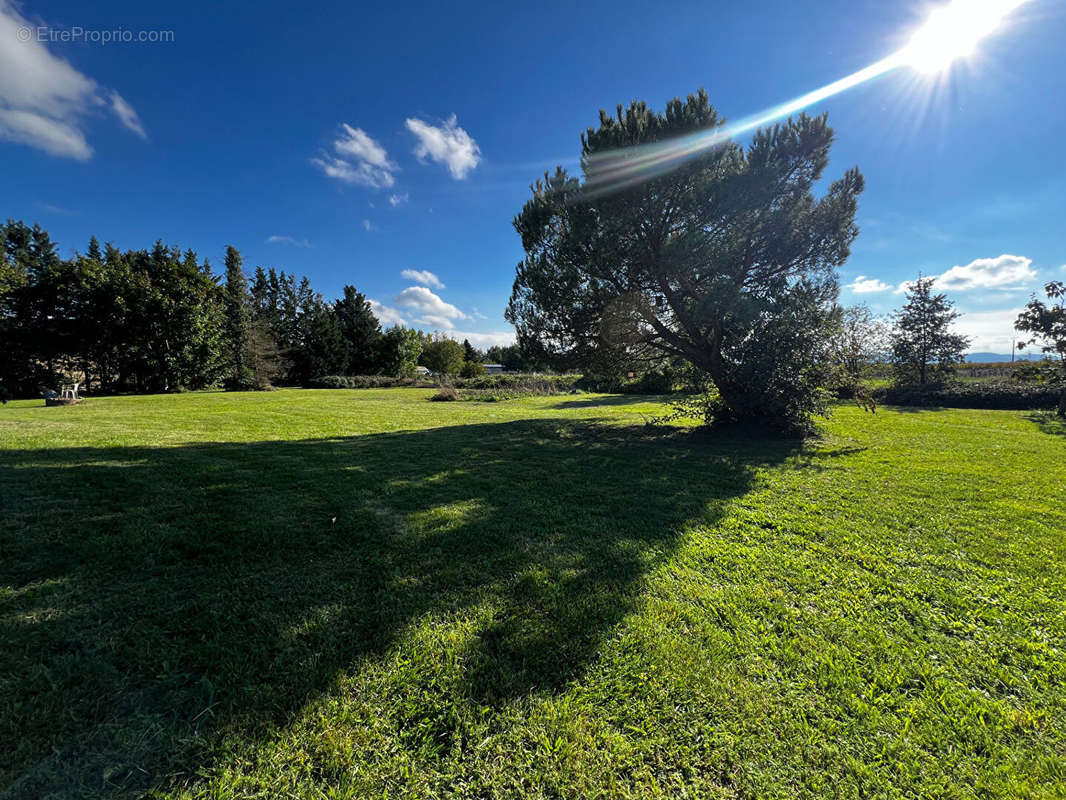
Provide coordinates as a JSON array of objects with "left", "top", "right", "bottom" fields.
[
  {"left": 953, "top": 308, "right": 1024, "bottom": 353},
  {"left": 446, "top": 330, "right": 517, "bottom": 349},
  {"left": 845, "top": 275, "right": 892, "bottom": 294},
  {"left": 0, "top": 109, "right": 90, "bottom": 158},
  {"left": 266, "top": 235, "right": 311, "bottom": 248},
  {"left": 369, "top": 299, "right": 406, "bottom": 327},
  {"left": 362, "top": 219, "right": 375, "bottom": 232},
  {"left": 417, "top": 315, "right": 459, "bottom": 330},
  {"left": 394, "top": 285, "right": 468, "bottom": 329},
  {"left": 0, "top": 2, "right": 145, "bottom": 158},
  {"left": 936, "top": 254, "right": 1035, "bottom": 291},
  {"left": 894, "top": 255, "right": 1038, "bottom": 296},
  {"left": 896, "top": 255, "right": 1038, "bottom": 294},
  {"left": 109, "top": 91, "right": 145, "bottom": 138},
  {"left": 400, "top": 269, "right": 444, "bottom": 289},
  {"left": 405, "top": 114, "right": 481, "bottom": 179},
  {"left": 389, "top": 192, "right": 409, "bottom": 207},
  {"left": 312, "top": 125, "right": 396, "bottom": 188},
  {"left": 334, "top": 124, "right": 390, "bottom": 167}
]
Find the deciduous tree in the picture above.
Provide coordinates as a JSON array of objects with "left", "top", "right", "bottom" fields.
[
  {"left": 421, "top": 337, "right": 464, "bottom": 378},
  {"left": 1016, "top": 281, "right": 1066, "bottom": 415}
]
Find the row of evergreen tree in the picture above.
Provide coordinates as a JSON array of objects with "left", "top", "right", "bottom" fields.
[{"left": 0, "top": 220, "right": 522, "bottom": 398}]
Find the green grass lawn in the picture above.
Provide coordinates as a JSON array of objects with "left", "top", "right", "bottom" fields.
[{"left": 1, "top": 390, "right": 1064, "bottom": 798}]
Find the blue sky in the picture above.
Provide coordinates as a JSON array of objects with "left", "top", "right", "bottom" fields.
[{"left": 2, "top": 0, "right": 1063, "bottom": 351}]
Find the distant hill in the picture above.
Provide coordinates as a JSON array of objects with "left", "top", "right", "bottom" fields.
[{"left": 965, "top": 352, "right": 1045, "bottom": 363}]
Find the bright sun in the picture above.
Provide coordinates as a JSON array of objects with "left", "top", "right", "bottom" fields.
[{"left": 901, "top": 0, "right": 1029, "bottom": 73}]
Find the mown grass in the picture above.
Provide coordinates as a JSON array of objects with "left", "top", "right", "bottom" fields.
[{"left": 1, "top": 389, "right": 1064, "bottom": 798}]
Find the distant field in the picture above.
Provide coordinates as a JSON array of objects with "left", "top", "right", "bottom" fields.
[{"left": 1, "top": 390, "right": 1064, "bottom": 798}]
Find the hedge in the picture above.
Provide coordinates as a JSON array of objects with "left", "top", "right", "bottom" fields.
[
  {"left": 455, "top": 373, "right": 581, "bottom": 392},
  {"left": 307, "top": 373, "right": 581, "bottom": 392},
  {"left": 307, "top": 375, "right": 434, "bottom": 389},
  {"left": 874, "top": 381, "right": 1062, "bottom": 410}
]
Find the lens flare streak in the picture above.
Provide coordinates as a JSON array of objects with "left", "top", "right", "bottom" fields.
[
  {"left": 585, "top": 54, "right": 903, "bottom": 196},
  {"left": 582, "top": 0, "right": 1029, "bottom": 197}
]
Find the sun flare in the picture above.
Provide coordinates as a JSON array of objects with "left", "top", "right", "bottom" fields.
[{"left": 900, "top": 0, "right": 1029, "bottom": 73}]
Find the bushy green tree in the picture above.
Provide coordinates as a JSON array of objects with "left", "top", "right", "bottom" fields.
[
  {"left": 890, "top": 277, "right": 969, "bottom": 386},
  {"left": 289, "top": 297, "right": 350, "bottom": 384},
  {"left": 379, "top": 325, "right": 423, "bottom": 377},
  {"left": 462, "top": 338, "right": 480, "bottom": 364},
  {"left": 506, "top": 90, "right": 864, "bottom": 433},
  {"left": 485, "top": 344, "right": 530, "bottom": 372},
  {"left": 1, "top": 223, "right": 224, "bottom": 396},
  {"left": 1, "top": 221, "right": 48, "bottom": 395},
  {"left": 1016, "top": 281, "right": 1066, "bottom": 415},
  {"left": 459, "top": 360, "right": 486, "bottom": 378},
  {"left": 421, "top": 337, "right": 464, "bottom": 378}
]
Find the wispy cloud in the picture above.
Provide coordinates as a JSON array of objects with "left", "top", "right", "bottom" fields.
[
  {"left": 266, "top": 235, "right": 311, "bottom": 248},
  {"left": 109, "top": 91, "right": 146, "bottom": 138},
  {"left": 312, "top": 124, "right": 397, "bottom": 188},
  {"left": 362, "top": 219, "right": 375, "bottom": 232},
  {"left": 845, "top": 275, "right": 892, "bottom": 294},
  {"left": 388, "top": 192, "right": 409, "bottom": 207},
  {"left": 36, "top": 201, "right": 76, "bottom": 215},
  {"left": 406, "top": 114, "right": 481, "bottom": 179},
  {"left": 0, "top": 1, "right": 146, "bottom": 159},
  {"left": 400, "top": 269, "right": 444, "bottom": 289},
  {"left": 394, "top": 285, "right": 468, "bottom": 329}
]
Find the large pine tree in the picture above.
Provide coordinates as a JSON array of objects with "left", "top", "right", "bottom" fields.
[
  {"left": 222, "top": 245, "right": 254, "bottom": 389},
  {"left": 334, "top": 285, "right": 382, "bottom": 374},
  {"left": 506, "top": 89, "right": 864, "bottom": 432}
]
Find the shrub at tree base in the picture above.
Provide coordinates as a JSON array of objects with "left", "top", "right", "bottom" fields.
[{"left": 875, "top": 381, "right": 1060, "bottom": 411}]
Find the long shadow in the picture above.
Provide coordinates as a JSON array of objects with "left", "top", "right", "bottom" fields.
[
  {"left": 549, "top": 394, "right": 664, "bottom": 409},
  {"left": 881, "top": 405, "right": 948, "bottom": 414},
  {"left": 0, "top": 419, "right": 801, "bottom": 797},
  {"left": 1026, "top": 411, "right": 1066, "bottom": 437}
]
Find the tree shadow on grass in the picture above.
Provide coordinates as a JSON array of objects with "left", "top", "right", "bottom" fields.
[
  {"left": 881, "top": 405, "right": 948, "bottom": 414},
  {"left": 1026, "top": 410, "right": 1066, "bottom": 437},
  {"left": 548, "top": 394, "right": 663, "bottom": 409},
  {"left": 1, "top": 419, "right": 805, "bottom": 798}
]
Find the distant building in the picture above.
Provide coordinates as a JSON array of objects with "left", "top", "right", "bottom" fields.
[
  {"left": 483, "top": 363, "right": 504, "bottom": 374},
  {"left": 414, "top": 365, "right": 432, "bottom": 376}
]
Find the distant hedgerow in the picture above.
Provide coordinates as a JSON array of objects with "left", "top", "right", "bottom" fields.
[
  {"left": 874, "top": 381, "right": 1060, "bottom": 410},
  {"left": 307, "top": 375, "right": 435, "bottom": 389}
]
